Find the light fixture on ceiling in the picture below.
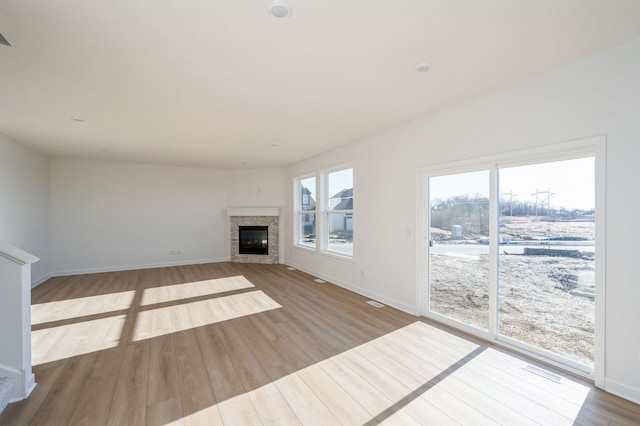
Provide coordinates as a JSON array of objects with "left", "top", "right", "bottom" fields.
[
  {"left": 70, "top": 116, "right": 86, "bottom": 122},
  {"left": 416, "top": 62, "right": 432, "bottom": 73},
  {"left": 267, "top": 0, "right": 292, "bottom": 20}
]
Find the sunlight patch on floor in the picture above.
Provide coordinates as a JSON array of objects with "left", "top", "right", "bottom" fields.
[
  {"left": 31, "top": 276, "right": 277, "bottom": 365},
  {"left": 32, "top": 314, "right": 126, "bottom": 365},
  {"left": 179, "top": 321, "right": 593, "bottom": 425},
  {"left": 132, "top": 290, "right": 281, "bottom": 342},
  {"left": 31, "top": 290, "right": 135, "bottom": 325},
  {"left": 140, "top": 275, "right": 255, "bottom": 306},
  {"left": 182, "top": 322, "right": 480, "bottom": 425}
]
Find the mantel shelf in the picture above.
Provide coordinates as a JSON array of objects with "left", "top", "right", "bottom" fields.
[{"left": 227, "top": 207, "right": 280, "bottom": 217}]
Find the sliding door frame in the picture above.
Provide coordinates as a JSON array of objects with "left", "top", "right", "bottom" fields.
[{"left": 415, "top": 136, "right": 606, "bottom": 386}]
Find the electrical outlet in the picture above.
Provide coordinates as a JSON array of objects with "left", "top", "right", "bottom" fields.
[{"left": 169, "top": 249, "right": 181, "bottom": 255}]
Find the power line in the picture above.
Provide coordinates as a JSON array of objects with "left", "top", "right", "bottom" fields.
[{"left": 531, "top": 188, "right": 555, "bottom": 216}]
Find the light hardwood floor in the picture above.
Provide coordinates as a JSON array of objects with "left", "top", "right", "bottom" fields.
[{"left": 1, "top": 262, "right": 639, "bottom": 425}]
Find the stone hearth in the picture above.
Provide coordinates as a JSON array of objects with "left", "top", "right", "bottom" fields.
[{"left": 228, "top": 208, "right": 279, "bottom": 264}]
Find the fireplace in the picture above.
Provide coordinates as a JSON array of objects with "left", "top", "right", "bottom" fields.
[
  {"left": 228, "top": 207, "right": 280, "bottom": 264},
  {"left": 239, "top": 226, "right": 268, "bottom": 255}
]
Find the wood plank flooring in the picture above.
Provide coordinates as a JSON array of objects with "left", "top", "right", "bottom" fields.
[{"left": 1, "top": 262, "right": 639, "bottom": 425}]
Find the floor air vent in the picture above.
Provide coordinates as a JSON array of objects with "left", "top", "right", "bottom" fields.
[
  {"left": 522, "top": 364, "right": 565, "bottom": 383},
  {"left": 313, "top": 278, "right": 326, "bottom": 284},
  {"left": 286, "top": 267, "right": 296, "bottom": 271},
  {"left": 366, "top": 300, "right": 385, "bottom": 308}
]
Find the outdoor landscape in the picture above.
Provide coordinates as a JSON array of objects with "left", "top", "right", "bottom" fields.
[{"left": 429, "top": 194, "right": 595, "bottom": 367}]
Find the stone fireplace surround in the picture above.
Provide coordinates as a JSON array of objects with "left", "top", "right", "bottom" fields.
[{"left": 228, "top": 208, "right": 279, "bottom": 264}]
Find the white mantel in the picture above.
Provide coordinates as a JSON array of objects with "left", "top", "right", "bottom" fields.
[{"left": 227, "top": 207, "right": 280, "bottom": 217}]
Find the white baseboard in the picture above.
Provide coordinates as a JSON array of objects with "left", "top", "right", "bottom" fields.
[
  {"left": 31, "top": 274, "right": 52, "bottom": 288},
  {"left": 284, "top": 261, "right": 416, "bottom": 316},
  {"left": 52, "top": 257, "right": 228, "bottom": 277},
  {"left": 0, "top": 365, "right": 35, "bottom": 402},
  {"left": 605, "top": 377, "right": 640, "bottom": 405},
  {"left": 20, "top": 373, "right": 36, "bottom": 403}
]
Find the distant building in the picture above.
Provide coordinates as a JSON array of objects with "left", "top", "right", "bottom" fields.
[
  {"left": 301, "top": 186, "right": 316, "bottom": 211},
  {"left": 329, "top": 188, "right": 353, "bottom": 237},
  {"left": 301, "top": 186, "right": 316, "bottom": 237}
]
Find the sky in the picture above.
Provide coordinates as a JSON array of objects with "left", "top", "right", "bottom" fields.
[
  {"left": 328, "top": 168, "right": 353, "bottom": 198},
  {"left": 429, "top": 157, "right": 595, "bottom": 210},
  {"left": 300, "top": 168, "right": 353, "bottom": 199}
]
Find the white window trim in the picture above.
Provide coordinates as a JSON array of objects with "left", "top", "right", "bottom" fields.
[
  {"left": 415, "top": 135, "right": 606, "bottom": 386},
  {"left": 293, "top": 164, "right": 354, "bottom": 259},
  {"left": 294, "top": 174, "right": 318, "bottom": 250},
  {"left": 322, "top": 165, "right": 354, "bottom": 258}
]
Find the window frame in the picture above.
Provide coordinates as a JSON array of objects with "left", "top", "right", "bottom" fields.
[
  {"left": 294, "top": 163, "right": 354, "bottom": 259},
  {"left": 415, "top": 136, "right": 606, "bottom": 384},
  {"left": 324, "top": 165, "right": 354, "bottom": 257},
  {"left": 294, "top": 174, "right": 318, "bottom": 250}
]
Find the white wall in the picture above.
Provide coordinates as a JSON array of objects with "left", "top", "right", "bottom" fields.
[
  {"left": 228, "top": 168, "right": 285, "bottom": 263},
  {"left": 50, "top": 159, "right": 229, "bottom": 274},
  {"left": 227, "top": 168, "right": 284, "bottom": 208},
  {"left": 49, "top": 161, "right": 286, "bottom": 274},
  {"left": 284, "top": 37, "right": 640, "bottom": 403},
  {"left": 0, "top": 134, "right": 50, "bottom": 285}
]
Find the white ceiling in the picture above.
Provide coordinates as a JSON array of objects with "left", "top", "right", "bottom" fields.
[{"left": 1, "top": 1, "right": 639, "bottom": 169}]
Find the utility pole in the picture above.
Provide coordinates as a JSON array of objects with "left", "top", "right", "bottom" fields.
[
  {"left": 501, "top": 191, "right": 516, "bottom": 216},
  {"left": 531, "top": 188, "right": 555, "bottom": 216}
]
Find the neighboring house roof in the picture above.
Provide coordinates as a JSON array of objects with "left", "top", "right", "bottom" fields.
[
  {"left": 330, "top": 188, "right": 353, "bottom": 199},
  {"left": 333, "top": 198, "right": 353, "bottom": 210},
  {"left": 330, "top": 188, "right": 353, "bottom": 210}
]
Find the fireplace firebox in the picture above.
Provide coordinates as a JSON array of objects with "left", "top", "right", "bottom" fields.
[{"left": 238, "top": 226, "right": 268, "bottom": 255}]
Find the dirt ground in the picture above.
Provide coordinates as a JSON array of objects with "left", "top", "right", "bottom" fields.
[
  {"left": 499, "top": 216, "right": 595, "bottom": 240},
  {"left": 429, "top": 218, "right": 595, "bottom": 366}
]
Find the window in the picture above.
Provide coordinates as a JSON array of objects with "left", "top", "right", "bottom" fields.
[
  {"left": 326, "top": 167, "right": 353, "bottom": 256},
  {"left": 294, "top": 165, "right": 354, "bottom": 257},
  {"left": 296, "top": 175, "right": 316, "bottom": 248},
  {"left": 418, "top": 136, "right": 604, "bottom": 381},
  {"left": 428, "top": 170, "right": 490, "bottom": 331},
  {"left": 497, "top": 158, "right": 596, "bottom": 367}
]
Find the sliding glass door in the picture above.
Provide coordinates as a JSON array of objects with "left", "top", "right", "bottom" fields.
[
  {"left": 421, "top": 144, "right": 600, "bottom": 376},
  {"left": 428, "top": 171, "right": 490, "bottom": 331},
  {"left": 497, "top": 158, "right": 595, "bottom": 367}
]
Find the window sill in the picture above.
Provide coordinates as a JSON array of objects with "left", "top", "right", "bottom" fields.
[
  {"left": 322, "top": 250, "right": 355, "bottom": 262},
  {"left": 293, "top": 244, "right": 355, "bottom": 263}
]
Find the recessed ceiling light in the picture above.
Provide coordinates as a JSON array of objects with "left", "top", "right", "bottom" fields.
[
  {"left": 99, "top": 147, "right": 109, "bottom": 152},
  {"left": 267, "top": 0, "right": 292, "bottom": 20},
  {"left": 416, "top": 62, "right": 432, "bottom": 73},
  {"left": 271, "top": 143, "right": 280, "bottom": 147},
  {"left": 70, "top": 116, "right": 86, "bottom": 122}
]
